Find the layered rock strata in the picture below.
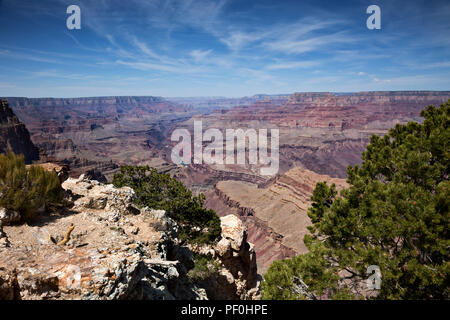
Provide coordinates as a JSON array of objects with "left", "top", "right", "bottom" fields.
[
  {"left": 0, "top": 99, "right": 39, "bottom": 163},
  {"left": 205, "top": 167, "right": 348, "bottom": 274}
]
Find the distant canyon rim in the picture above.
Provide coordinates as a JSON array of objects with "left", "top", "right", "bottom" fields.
[{"left": 3, "top": 91, "right": 450, "bottom": 273}]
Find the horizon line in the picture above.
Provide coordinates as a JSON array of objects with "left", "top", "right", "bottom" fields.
[{"left": 2, "top": 90, "right": 450, "bottom": 100}]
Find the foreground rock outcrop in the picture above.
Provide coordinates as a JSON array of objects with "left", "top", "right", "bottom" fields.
[
  {"left": 0, "top": 175, "right": 259, "bottom": 300},
  {"left": 189, "top": 214, "right": 260, "bottom": 300}
]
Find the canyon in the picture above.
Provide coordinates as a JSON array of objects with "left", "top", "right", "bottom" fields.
[
  {"left": 4, "top": 96, "right": 195, "bottom": 177},
  {"left": 2, "top": 91, "right": 450, "bottom": 276},
  {"left": 205, "top": 167, "right": 348, "bottom": 273},
  {"left": 187, "top": 91, "right": 450, "bottom": 178},
  {"left": 167, "top": 94, "right": 290, "bottom": 112}
]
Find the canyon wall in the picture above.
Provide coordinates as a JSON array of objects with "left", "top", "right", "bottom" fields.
[
  {"left": 3, "top": 96, "right": 195, "bottom": 177},
  {"left": 5, "top": 92, "right": 449, "bottom": 180},
  {"left": 191, "top": 91, "right": 450, "bottom": 178},
  {"left": 205, "top": 167, "right": 348, "bottom": 274},
  {"left": 167, "top": 94, "right": 289, "bottom": 111},
  {"left": 0, "top": 99, "right": 39, "bottom": 163},
  {"left": 227, "top": 91, "right": 450, "bottom": 128}
]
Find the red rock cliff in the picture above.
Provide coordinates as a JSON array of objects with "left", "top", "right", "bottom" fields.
[{"left": 0, "top": 99, "right": 39, "bottom": 163}]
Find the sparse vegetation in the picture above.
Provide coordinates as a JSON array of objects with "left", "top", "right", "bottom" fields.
[
  {"left": 187, "top": 253, "right": 221, "bottom": 281},
  {"left": 0, "top": 152, "right": 64, "bottom": 223},
  {"left": 112, "top": 165, "right": 221, "bottom": 244},
  {"left": 262, "top": 100, "right": 450, "bottom": 300}
]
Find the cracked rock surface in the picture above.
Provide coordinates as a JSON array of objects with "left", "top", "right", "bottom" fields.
[{"left": 0, "top": 175, "right": 259, "bottom": 300}]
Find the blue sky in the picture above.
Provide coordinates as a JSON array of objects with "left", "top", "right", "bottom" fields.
[{"left": 0, "top": 0, "right": 449, "bottom": 97}]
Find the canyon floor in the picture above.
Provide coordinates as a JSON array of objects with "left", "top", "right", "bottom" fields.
[{"left": 205, "top": 167, "right": 348, "bottom": 273}]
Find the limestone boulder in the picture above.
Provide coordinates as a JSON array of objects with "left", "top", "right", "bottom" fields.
[{"left": 62, "top": 174, "right": 136, "bottom": 214}]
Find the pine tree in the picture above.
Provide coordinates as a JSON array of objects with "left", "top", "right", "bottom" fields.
[
  {"left": 262, "top": 100, "right": 450, "bottom": 300},
  {"left": 112, "top": 165, "right": 221, "bottom": 244}
]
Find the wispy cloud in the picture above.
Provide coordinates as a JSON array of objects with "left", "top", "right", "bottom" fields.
[
  {"left": 0, "top": 48, "right": 64, "bottom": 64},
  {"left": 0, "top": 0, "right": 449, "bottom": 97},
  {"left": 220, "top": 31, "right": 268, "bottom": 51},
  {"left": 115, "top": 59, "right": 208, "bottom": 74},
  {"left": 266, "top": 60, "right": 321, "bottom": 70},
  {"left": 263, "top": 30, "right": 355, "bottom": 54},
  {"left": 27, "top": 70, "right": 100, "bottom": 81},
  {"left": 190, "top": 49, "right": 213, "bottom": 62}
]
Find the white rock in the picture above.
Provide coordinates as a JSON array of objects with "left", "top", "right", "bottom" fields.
[
  {"left": 220, "top": 215, "right": 245, "bottom": 251},
  {"left": 215, "top": 238, "right": 231, "bottom": 257},
  {"left": 62, "top": 175, "right": 135, "bottom": 214},
  {"left": 0, "top": 207, "right": 20, "bottom": 225}
]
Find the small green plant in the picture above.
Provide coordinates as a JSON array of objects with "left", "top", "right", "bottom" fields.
[
  {"left": 187, "top": 253, "right": 221, "bottom": 281},
  {"left": 0, "top": 153, "right": 64, "bottom": 223},
  {"left": 112, "top": 165, "right": 221, "bottom": 244}
]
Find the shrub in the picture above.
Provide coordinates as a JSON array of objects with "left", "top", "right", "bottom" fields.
[
  {"left": 187, "top": 253, "right": 221, "bottom": 281},
  {"left": 261, "top": 240, "right": 353, "bottom": 300},
  {"left": 0, "top": 153, "right": 64, "bottom": 223},
  {"left": 112, "top": 165, "right": 221, "bottom": 244}
]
